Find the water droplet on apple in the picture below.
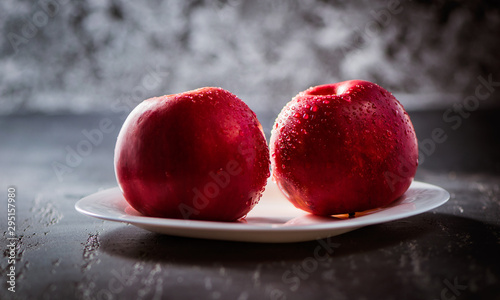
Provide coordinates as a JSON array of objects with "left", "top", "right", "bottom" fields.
[
  {"left": 302, "top": 113, "right": 309, "bottom": 119},
  {"left": 311, "top": 105, "right": 318, "bottom": 112},
  {"left": 323, "top": 100, "right": 330, "bottom": 104},
  {"left": 344, "top": 95, "right": 351, "bottom": 101}
]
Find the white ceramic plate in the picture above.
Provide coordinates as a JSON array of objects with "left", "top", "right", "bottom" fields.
[{"left": 75, "top": 181, "right": 449, "bottom": 243}]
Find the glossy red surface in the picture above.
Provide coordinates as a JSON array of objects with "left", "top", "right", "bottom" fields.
[
  {"left": 115, "top": 87, "right": 270, "bottom": 221},
  {"left": 270, "top": 80, "right": 418, "bottom": 215}
]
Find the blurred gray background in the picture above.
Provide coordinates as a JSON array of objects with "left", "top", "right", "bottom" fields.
[{"left": 1, "top": 0, "right": 499, "bottom": 124}]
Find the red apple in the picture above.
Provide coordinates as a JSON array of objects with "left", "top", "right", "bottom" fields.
[
  {"left": 114, "top": 87, "right": 270, "bottom": 221},
  {"left": 270, "top": 80, "right": 418, "bottom": 216}
]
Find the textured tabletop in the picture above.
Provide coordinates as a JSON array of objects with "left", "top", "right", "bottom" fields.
[{"left": 1, "top": 110, "right": 499, "bottom": 300}]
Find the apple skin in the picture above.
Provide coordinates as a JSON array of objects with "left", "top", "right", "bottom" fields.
[
  {"left": 114, "top": 87, "right": 270, "bottom": 221},
  {"left": 270, "top": 80, "right": 418, "bottom": 216}
]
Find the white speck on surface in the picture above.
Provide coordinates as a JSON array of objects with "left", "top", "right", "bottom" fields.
[{"left": 30, "top": 194, "right": 64, "bottom": 227}]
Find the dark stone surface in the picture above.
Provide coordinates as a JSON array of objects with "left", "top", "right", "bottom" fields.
[{"left": 0, "top": 109, "right": 499, "bottom": 300}]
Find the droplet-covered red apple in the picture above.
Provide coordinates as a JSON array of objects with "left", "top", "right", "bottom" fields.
[
  {"left": 270, "top": 80, "right": 418, "bottom": 215},
  {"left": 115, "top": 87, "right": 270, "bottom": 221}
]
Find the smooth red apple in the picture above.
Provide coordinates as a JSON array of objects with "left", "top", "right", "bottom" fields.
[
  {"left": 270, "top": 80, "right": 418, "bottom": 216},
  {"left": 114, "top": 87, "right": 270, "bottom": 221}
]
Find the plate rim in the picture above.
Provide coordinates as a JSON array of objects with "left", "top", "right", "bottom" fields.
[{"left": 75, "top": 180, "right": 450, "bottom": 233}]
